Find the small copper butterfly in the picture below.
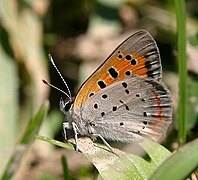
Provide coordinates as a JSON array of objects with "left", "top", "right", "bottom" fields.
[{"left": 44, "top": 30, "right": 172, "bottom": 152}]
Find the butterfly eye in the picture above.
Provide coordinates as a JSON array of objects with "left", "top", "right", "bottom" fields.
[
  {"left": 59, "top": 98, "right": 73, "bottom": 114},
  {"left": 64, "top": 101, "right": 73, "bottom": 112}
]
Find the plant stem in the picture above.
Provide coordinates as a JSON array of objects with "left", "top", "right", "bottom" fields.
[{"left": 175, "top": 0, "right": 187, "bottom": 145}]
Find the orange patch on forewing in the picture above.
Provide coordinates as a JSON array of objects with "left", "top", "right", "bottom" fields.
[
  {"left": 73, "top": 51, "right": 150, "bottom": 109},
  {"left": 131, "top": 54, "right": 148, "bottom": 78}
]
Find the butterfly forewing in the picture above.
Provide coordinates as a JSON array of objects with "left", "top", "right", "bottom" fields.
[{"left": 73, "top": 30, "right": 162, "bottom": 110}]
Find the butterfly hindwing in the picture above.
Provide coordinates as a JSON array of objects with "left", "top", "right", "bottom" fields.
[{"left": 76, "top": 76, "right": 172, "bottom": 142}]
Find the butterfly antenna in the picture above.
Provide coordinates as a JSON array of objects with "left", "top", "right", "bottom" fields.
[
  {"left": 42, "top": 79, "right": 71, "bottom": 99},
  {"left": 48, "top": 54, "right": 72, "bottom": 99}
]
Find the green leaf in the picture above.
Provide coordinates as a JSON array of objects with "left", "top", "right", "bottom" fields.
[
  {"left": 0, "top": 45, "right": 18, "bottom": 176},
  {"left": 81, "top": 140, "right": 171, "bottom": 180},
  {"left": 1, "top": 103, "right": 48, "bottom": 180},
  {"left": 35, "top": 135, "right": 74, "bottom": 151},
  {"left": 187, "top": 78, "right": 198, "bottom": 130},
  {"left": 150, "top": 138, "right": 198, "bottom": 180},
  {"left": 61, "top": 155, "right": 71, "bottom": 180},
  {"left": 37, "top": 136, "right": 171, "bottom": 180}
]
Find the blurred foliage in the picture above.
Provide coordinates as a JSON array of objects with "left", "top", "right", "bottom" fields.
[
  {"left": 1, "top": 103, "right": 48, "bottom": 179},
  {"left": 0, "top": 0, "right": 197, "bottom": 179}
]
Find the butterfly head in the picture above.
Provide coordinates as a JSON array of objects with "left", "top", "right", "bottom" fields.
[{"left": 59, "top": 97, "right": 74, "bottom": 114}]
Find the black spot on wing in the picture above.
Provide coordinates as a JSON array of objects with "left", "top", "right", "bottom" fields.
[
  {"left": 131, "top": 59, "right": 137, "bottom": 65},
  {"left": 122, "top": 82, "right": 127, "bottom": 88},
  {"left": 101, "top": 112, "right": 105, "bottom": 117},
  {"left": 119, "top": 100, "right": 130, "bottom": 111},
  {"left": 125, "top": 54, "right": 133, "bottom": 61},
  {"left": 89, "top": 92, "right": 94, "bottom": 97},
  {"left": 125, "top": 89, "right": 129, "bottom": 94},
  {"left": 108, "top": 67, "right": 118, "bottom": 79},
  {"left": 94, "top": 104, "right": 98, "bottom": 109},
  {"left": 143, "top": 112, "right": 147, "bottom": 117},
  {"left": 143, "top": 121, "right": 148, "bottom": 125},
  {"left": 98, "top": 80, "right": 106, "bottom": 89},
  {"left": 120, "top": 122, "right": 124, "bottom": 126},
  {"left": 117, "top": 51, "right": 123, "bottom": 60},
  {"left": 125, "top": 70, "right": 131, "bottom": 76},
  {"left": 141, "top": 98, "right": 146, "bottom": 102},
  {"left": 136, "top": 94, "right": 140, "bottom": 97},
  {"left": 118, "top": 54, "right": 123, "bottom": 59},
  {"left": 112, "top": 106, "right": 117, "bottom": 111},
  {"left": 102, "top": 94, "right": 108, "bottom": 99},
  {"left": 145, "top": 61, "right": 152, "bottom": 69}
]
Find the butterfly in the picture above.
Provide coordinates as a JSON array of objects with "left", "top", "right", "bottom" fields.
[{"left": 44, "top": 30, "right": 172, "bottom": 152}]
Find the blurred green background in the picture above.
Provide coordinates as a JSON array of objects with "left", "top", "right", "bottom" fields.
[{"left": 0, "top": 0, "right": 197, "bottom": 179}]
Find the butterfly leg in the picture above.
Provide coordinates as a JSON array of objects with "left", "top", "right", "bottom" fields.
[
  {"left": 72, "top": 122, "right": 79, "bottom": 152},
  {"left": 92, "top": 133, "right": 114, "bottom": 153},
  {"left": 63, "top": 122, "right": 79, "bottom": 152},
  {"left": 63, "top": 122, "right": 70, "bottom": 140}
]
